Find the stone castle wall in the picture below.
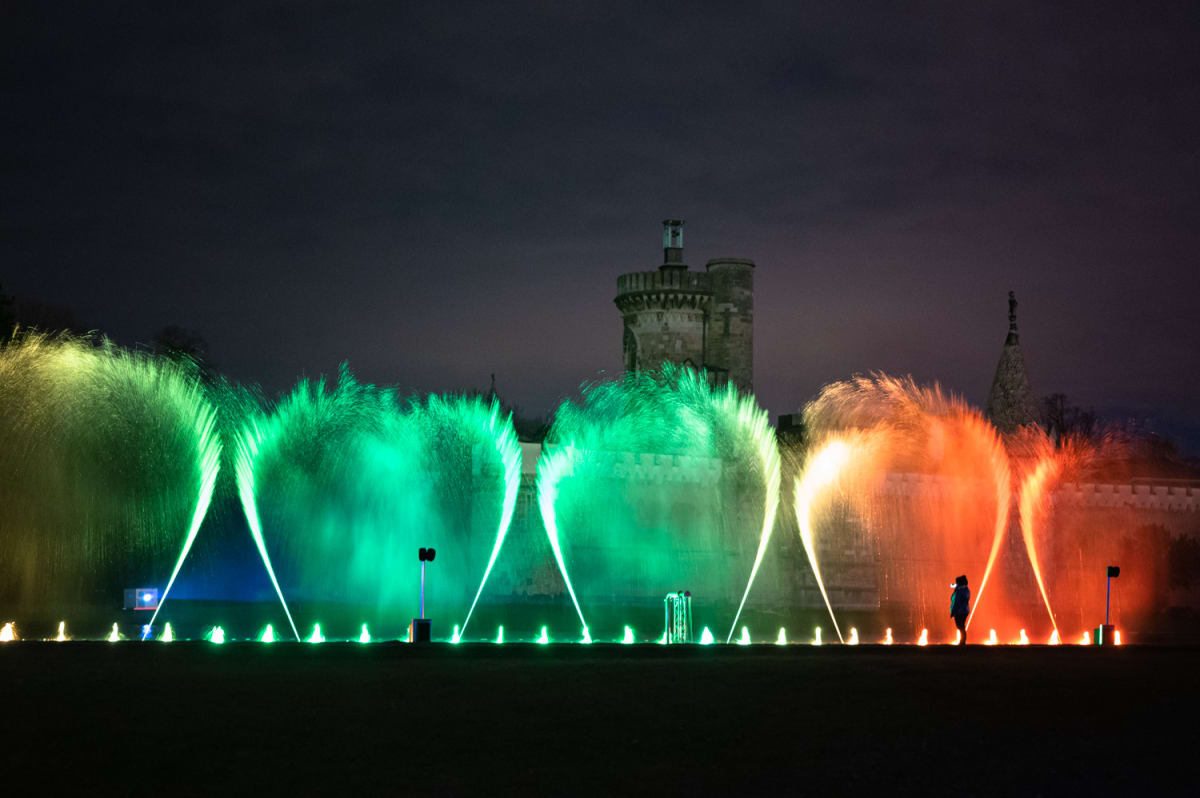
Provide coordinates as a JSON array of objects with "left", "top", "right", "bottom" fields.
[
  {"left": 614, "top": 249, "right": 755, "bottom": 391},
  {"left": 493, "top": 448, "right": 1199, "bottom": 610},
  {"left": 616, "top": 269, "right": 711, "bottom": 373}
]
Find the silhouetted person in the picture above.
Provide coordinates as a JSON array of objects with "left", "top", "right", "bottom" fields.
[{"left": 950, "top": 575, "right": 970, "bottom": 644}]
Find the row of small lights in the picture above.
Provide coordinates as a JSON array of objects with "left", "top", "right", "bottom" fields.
[{"left": 0, "top": 621, "right": 1119, "bottom": 646}]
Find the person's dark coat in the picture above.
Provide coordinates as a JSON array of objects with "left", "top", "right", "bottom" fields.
[{"left": 950, "top": 584, "right": 971, "bottom": 618}]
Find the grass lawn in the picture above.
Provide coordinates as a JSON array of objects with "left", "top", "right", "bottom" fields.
[{"left": 2, "top": 642, "right": 1194, "bottom": 795}]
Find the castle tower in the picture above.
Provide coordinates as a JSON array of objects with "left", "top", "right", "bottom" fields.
[
  {"left": 985, "top": 291, "right": 1040, "bottom": 434},
  {"left": 704, "top": 257, "right": 754, "bottom": 394},
  {"left": 615, "top": 221, "right": 755, "bottom": 393}
]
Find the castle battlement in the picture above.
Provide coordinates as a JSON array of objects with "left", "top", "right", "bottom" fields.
[
  {"left": 1057, "top": 482, "right": 1200, "bottom": 512},
  {"left": 615, "top": 221, "right": 754, "bottom": 393},
  {"left": 880, "top": 471, "right": 998, "bottom": 498},
  {"left": 596, "top": 449, "right": 723, "bottom": 486},
  {"left": 879, "top": 472, "right": 1200, "bottom": 513},
  {"left": 616, "top": 269, "right": 712, "bottom": 296}
]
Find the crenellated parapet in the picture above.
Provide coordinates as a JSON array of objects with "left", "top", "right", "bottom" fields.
[
  {"left": 616, "top": 267, "right": 711, "bottom": 376},
  {"left": 614, "top": 269, "right": 712, "bottom": 314},
  {"left": 879, "top": 472, "right": 1200, "bottom": 514},
  {"left": 1057, "top": 482, "right": 1200, "bottom": 512},
  {"left": 594, "top": 449, "right": 723, "bottom": 486},
  {"left": 614, "top": 222, "right": 755, "bottom": 391},
  {"left": 880, "top": 471, "right": 999, "bottom": 498}
]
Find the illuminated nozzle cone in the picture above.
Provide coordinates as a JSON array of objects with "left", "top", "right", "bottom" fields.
[
  {"left": 1017, "top": 629, "right": 1030, "bottom": 645},
  {"left": 208, "top": 626, "right": 225, "bottom": 644},
  {"left": 621, "top": 626, "right": 635, "bottom": 644},
  {"left": 55, "top": 621, "right": 67, "bottom": 642},
  {"left": 698, "top": 628, "right": 715, "bottom": 645},
  {"left": 495, "top": 626, "right": 504, "bottom": 644},
  {"left": 358, "top": 624, "right": 371, "bottom": 644},
  {"left": 847, "top": 628, "right": 859, "bottom": 646},
  {"left": 954, "top": 630, "right": 961, "bottom": 645},
  {"left": 656, "top": 631, "right": 668, "bottom": 645},
  {"left": 140, "top": 624, "right": 152, "bottom": 641},
  {"left": 1114, "top": 630, "right": 1123, "bottom": 646},
  {"left": 1080, "top": 631, "right": 1091, "bottom": 646},
  {"left": 307, "top": 624, "right": 324, "bottom": 644},
  {"left": 450, "top": 625, "right": 461, "bottom": 644},
  {"left": 917, "top": 629, "right": 928, "bottom": 646},
  {"left": 0, "top": 622, "right": 16, "bottom": 642},
  {"left": 775, "top": 628, "right": 787, "bottom": 646},
  {"left": 536, "top": 627, "right": 549, "bottom": 645},
  {"left": 736, "top": 627, "right": 752, "bottom": 646},
  {"left": 812, "top": 627, "right": 823, "bottom": 646},
  {"left": 108, "top": 623, "right": 121, "bottom": 643},
  {"left": 985, "top": 629, "right": 998, "bottom": 646},
  {"left": 260, "top": 625, "right": 276, "bottom": 643},
  {"left": 883, "top": 628, "right": 894, "bottom": 645},
  {"left": 580, "top": 627, "right": 592, "bottom": 644},
  {"left": 1048, "top": 629, "right": 1060, "bottom": 645},
  {"left": 161, "top": 623, "right": 174, "bottom": 643}
]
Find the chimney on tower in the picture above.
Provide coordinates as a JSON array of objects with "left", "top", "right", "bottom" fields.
[{"left": 661, "top": 219, "right": 686, "bottom": 270}]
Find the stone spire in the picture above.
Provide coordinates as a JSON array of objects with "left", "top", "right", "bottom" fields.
[{"left": 985, "top": 291, "right": 1040, "bottom": 434}]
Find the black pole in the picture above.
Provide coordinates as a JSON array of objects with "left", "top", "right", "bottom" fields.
[{"left": 1105, "top": 572, "right": 1111, "bottom": 627}]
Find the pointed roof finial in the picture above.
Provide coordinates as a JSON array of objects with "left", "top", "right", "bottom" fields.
[
  {"left": 1006, "top": 290, "right": 1019, "bottom": 345},
  {"left": 987, "top": 289, "right": 1038, "bottom": 433}
]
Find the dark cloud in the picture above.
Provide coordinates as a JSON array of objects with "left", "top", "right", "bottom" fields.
[{"left": 2, "top": 1, "right": 1198, "bottom": 445}]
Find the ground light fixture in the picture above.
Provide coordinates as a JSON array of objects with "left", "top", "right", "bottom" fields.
[
  {"left": 412, "top": 547, "right": 436, "bottom": 643},
  {"left": 1096, "top": 565, "right": 1120, "bottom": 645}
]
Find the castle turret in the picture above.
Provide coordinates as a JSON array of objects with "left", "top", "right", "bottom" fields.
[
  {"left": 615, "top": 221, "right": 755, "bottom": 393},
  {"left": 615, "top": 221, "right": 710, "bottom": 374},
  {"left": 704, "top": 257, "right": 754, "bottom": 394},
  {"left": 986, "top": 291, "right": 1040, "bottom": 434}
]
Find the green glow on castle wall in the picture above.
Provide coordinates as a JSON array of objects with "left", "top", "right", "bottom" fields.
[
  {"left": 231, "top": 368, "right": 522, "bottom": 640},
  {"left": 536, "top": 366, "right": 780, "bottom": 641}
]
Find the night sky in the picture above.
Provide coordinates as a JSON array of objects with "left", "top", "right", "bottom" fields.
[{"left": 4, "top": 3, "right": 1198, "bottom": 446}]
